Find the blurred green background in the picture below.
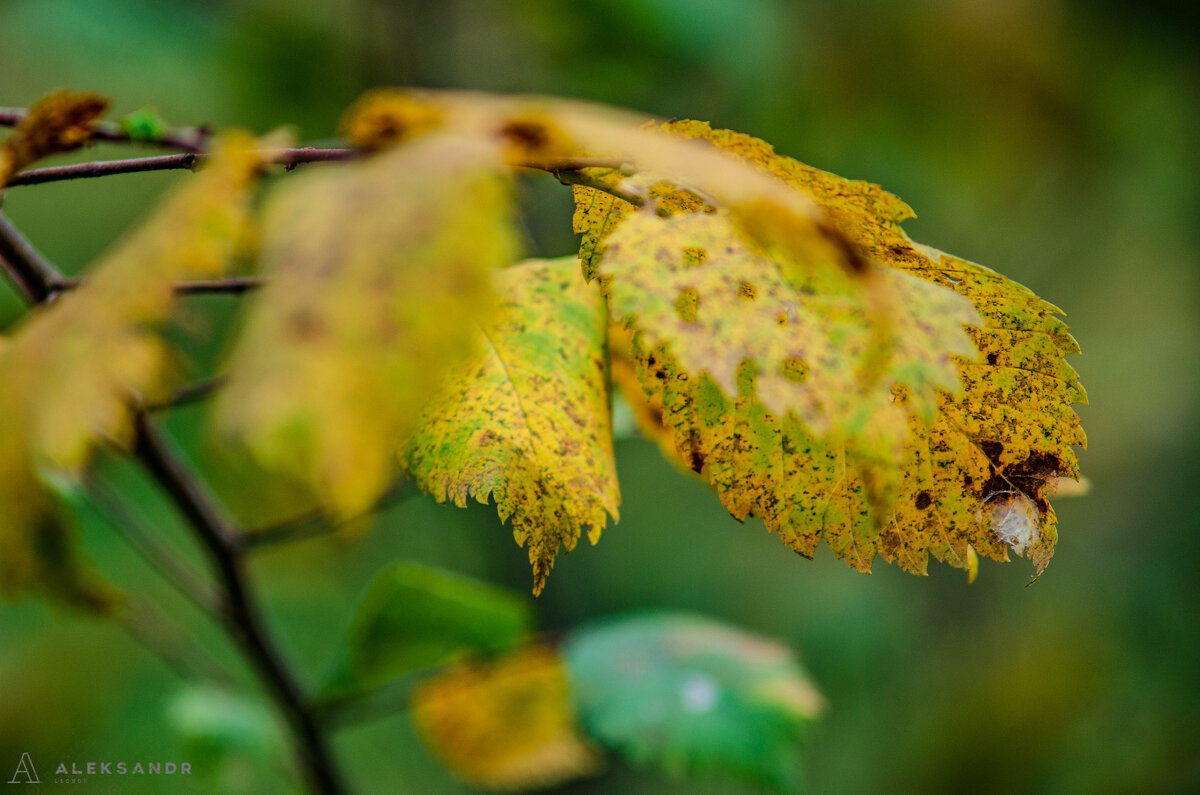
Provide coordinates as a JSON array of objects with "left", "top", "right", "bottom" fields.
[{"left": 1, "top": 0, "right": 1198, "bottom": 792}]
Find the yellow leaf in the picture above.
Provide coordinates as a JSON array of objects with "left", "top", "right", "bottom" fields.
[
  {"left": 590, "top": 122, "right": 1085, "bottom": 578},
  {"left": 412, "top": 644, "right": 601, "bottom": 790},
  {"left": 0, "top": 89, "right": 109, "bottom": 187},
  {"left": 599, "top": 208, "right": 979, "bottom": 434},
  {"left": 216, "top": 132, "right": 517, "bottom": 516},
  {"left": 338, "top": 90, "right": 858, "bottom": 272},
  {"left": 339, "top": 88, "right": 446, "bottom": 151},
  {"left": 0, "top": 131, "right": 265, "bottom": 606},
  {"left": 403, "top": 257, "right": 619, "bottom": 596}
]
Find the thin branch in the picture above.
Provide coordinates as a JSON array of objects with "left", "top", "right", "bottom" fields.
[
  {"left": 552, "top": 167, "right": 645, "bottom": 206},
  {"left": 147, "top": 375, "right": 230, "bottom": 412},
  {"left": 7, "top": 153, "right": 200, "bottom": 186},
  {"left": 0, "top": 212, "right": 64, "bottom": 302},
  {"left": 49, "top": 275, "right": 265, "bottom": 296},
  {"left": 0, "top": 107, "right": 208, "bottom": 152},
  {"left": 89, "top": 477, "right": 223, "bottom": 618},
  {"left": 240, "top": 480, "right": 414, "bottom": 553},
  {"left": 173, "top": 277, "right": 265, "bottom": 295},
  {"left": 133, "top": 414, "right": 346, "bottom": 795},
  {"left": 117, "top": 597, "right": 238, "bottom": 686},
  {"left": 5, "top": 148, "right": 357, "bottom": 188}
]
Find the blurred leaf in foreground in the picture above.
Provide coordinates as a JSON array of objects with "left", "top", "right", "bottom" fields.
[
  {"left": 0, "top": 132, "right": 264, "bottom": 607},
  {"left": 564, "top": 612, "right": 823, "bottom": 791},
  {"left": 324, "top": 562, "right": 532, "bottom": 697},
  {"left": 216, "top": 132, "right": 517, "bottom": 516},
  {"left": 412, "top": 644, "right": 601, "bottom": 790},
  {"left": 403, "top": 257, "right": 619, "bottom": 595}
]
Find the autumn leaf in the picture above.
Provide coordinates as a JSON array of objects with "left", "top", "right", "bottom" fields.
[
  {"left": 341, "top": 90, "right": 860, "bottom": 273},
  {"left": 0, "top": 132, "right": 266, "bottom": 606},
  {"left": 598, "top": 208, "right": 979, "bottom": 435},
  {"left": 215, "top": 132, "right": 518, "bottom": 516},
  {"left": 403, "top": 257, "right": 619, "bottom": 596},
  {"left": 412, "top": 644, "right": 601, "bottom": 790},
  {"left": 0, "top": 89, "right": 109, "bottom": 188},
  {"left": 586, "top": 121, "right": 1085, "bottom": 578}
]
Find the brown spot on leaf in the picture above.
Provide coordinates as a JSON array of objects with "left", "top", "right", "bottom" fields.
[
  {"left": 979, "top": 440, "right": 1004, "bottom": 462},
  {"left": 915, "top": 491, "right": 932, "bottom": 510},
  {"left": 738, "top": 280, "right": 758, "bottom": 300},
  {"left": 500, "top": 119, "right": 550, "bottom": 152}
]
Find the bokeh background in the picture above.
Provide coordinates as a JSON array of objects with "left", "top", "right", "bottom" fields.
[{"left": 1, "top": 0, "right": 1198, "bottom": 792}]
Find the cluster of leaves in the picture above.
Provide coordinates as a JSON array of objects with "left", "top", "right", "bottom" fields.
[
  {"left": 326, "top": 562, "right": 822, "bottom": 791},
  {"left": 0, "top": 87, "right": 1085, "bottom": 607}
]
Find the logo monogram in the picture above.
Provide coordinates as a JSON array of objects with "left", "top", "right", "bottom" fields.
[{"left": 8, "top": 753, "right": 39, "bottom": 784}]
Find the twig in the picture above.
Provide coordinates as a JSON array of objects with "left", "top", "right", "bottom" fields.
[
  {"left": 7, "top": 153, "right": 200, "bottom": 186},
  {"left": 147, "top": 375, "right": 230, "bottom": 412},
  {"left": 49, "top": 275, "right": 265, "bottom": 296},
  {"left": 133, "top": 414, "right": 347, "bottom": 795},
  {"left": 117, "top": 597, "right": 238, "bottom": 686},
  {"left": 240, "top": 480, "right": 414, "bottom": 552},
  {"left": 5, "top": 148, "right": 357, "bottom": 188},
  {"left": 0, "top": 212, "right": 63, "bottom": 302},
  {"left": 0, "top": 107, "right": 208, "bottom": 152},
  {"left": 89, "top": 477, "right": 223, "bottom": 618},
  {"left": 552, "top": 167, "right": 645, "bottom": 206}
]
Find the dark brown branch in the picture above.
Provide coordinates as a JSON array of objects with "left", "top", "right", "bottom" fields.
[
  {"left": 0, "top": 107, "right": 208, "bottom": 152},
  {"left": 240, "top": 480, "right": 414, "bottom": 552},
  {"left": 133, "top": 414, "right": 346, "bottom": 795},
  {"left": 0, "top": 212, "right": 64, "bottom": 302},
  {"left": 147, "top": 375, "right": 230, "bottom": 412},
  {"left": 5, "top": 148, "right": 358, "bottom": 188},
  {"left": 7, "top": 153, "right": 200, "bottom": 186},
  {"left": 49, "top": 275, "right": 265, "bottom": 296}
]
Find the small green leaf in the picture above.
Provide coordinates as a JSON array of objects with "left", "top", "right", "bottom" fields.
[
  {"left": 327, "top": 562, "right": 533, "bottom": 696},
  {"left": 119, "top": 106, "right": 169, "bottom": 143},
  {"left": 167, "top": 685, "right": 283, "bottom": 776},
  {"left": 564, "top": 613, "right": 824, "bottom": 791}
]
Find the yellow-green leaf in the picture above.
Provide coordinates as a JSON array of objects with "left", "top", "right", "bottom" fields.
[
  {"left": 216, "top": 132, "right": 517, "bottom": 516},
  {"left": 0, "top": 89, "right": 109, "bottom": 188},
  {"left": 592, "top": 121, "right": 1085, "bottom": 578},
  {"left": 0, "top": 132, "right": 265, "bottom": 606},
  {"left": 412, "top": 644, "right": 601, "bottom": 790},
  {"left": 599, "top": 208, "right": 979, "bottom": 434},
  {"left": 403, "top": 257, "right": 619, "bottom": 595}
]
